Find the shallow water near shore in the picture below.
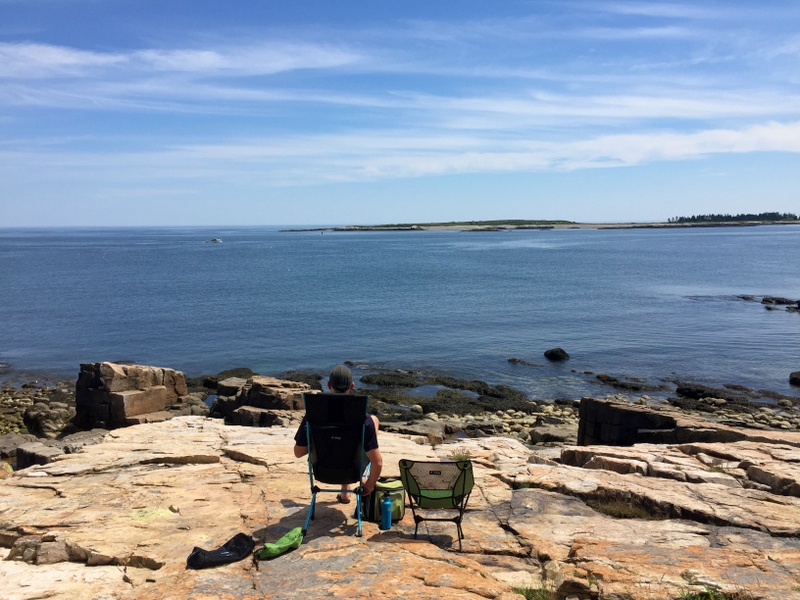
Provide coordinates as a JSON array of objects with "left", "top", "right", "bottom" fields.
[{"left": 1, "top": 225, "right": 799, "bottom": 400}]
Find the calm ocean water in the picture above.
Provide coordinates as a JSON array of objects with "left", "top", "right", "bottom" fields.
[{"left": 1, "top": 225, "right": 799, "bottom": 400}]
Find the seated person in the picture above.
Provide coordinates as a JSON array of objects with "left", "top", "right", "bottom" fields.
[{"left": 293, "top": 364, "right": 382, "bottom": 503}]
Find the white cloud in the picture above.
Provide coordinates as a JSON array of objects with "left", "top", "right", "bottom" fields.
[
  {"left": 0, "top": 41, "right": 362, "bottom": 80},
  {"left": 0, "top": 42, "right": 125, "bottom": 77},
  {"left": 589, "top": 2, "right": 722, "bottom": 20},
  {"left": 6, "top": 120, "right": 798, "bottom": 187},
  {"left": 133, "top": 43, "right": 361, "bottom": 75},
  {"left": 564, "top": 121, "right": 800, "bottom": 167},
  {"left": 574, "top": 25, "right": 697, "bottom": 41}
]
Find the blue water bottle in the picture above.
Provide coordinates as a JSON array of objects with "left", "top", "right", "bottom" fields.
[{"left": 380, "top": 492, "right": 393, "bottom": 530}]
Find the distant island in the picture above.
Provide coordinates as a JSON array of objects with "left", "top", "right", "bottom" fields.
[
  {"left": 282, "top": 213, "right": 800, "bottom": 233},
  {"left": 668, "top": 211, "right": 798, "bottom": 224}
]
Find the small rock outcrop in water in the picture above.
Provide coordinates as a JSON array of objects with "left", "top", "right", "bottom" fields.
[
  {"left": 738, "top": 294, "right": 800, "bottom": 312},
  {"left": 594, "top": 373, "right": 667, "bottom": 393},
  {"left": 791, "top": 371, "right": 800, "bottom": 386},
  {"left": 544, "top": 347, "right": 569, "bottom": 361}
]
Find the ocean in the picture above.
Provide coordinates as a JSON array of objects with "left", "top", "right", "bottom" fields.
[{"left": 1, "top": 225, "right": 799, "bottom": 400}]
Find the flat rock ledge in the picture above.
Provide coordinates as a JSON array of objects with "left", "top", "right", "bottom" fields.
[{"left": 2, "top": 408, "right": 800, "bottom": 599}]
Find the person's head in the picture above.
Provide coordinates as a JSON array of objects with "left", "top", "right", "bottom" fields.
[{"left": 327, "top": 364, "right": 354, "bottom": 393}]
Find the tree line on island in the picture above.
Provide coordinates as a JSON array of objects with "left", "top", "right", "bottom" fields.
[{"left": 668, "top": 212, "right": 798, "bottom": 224}]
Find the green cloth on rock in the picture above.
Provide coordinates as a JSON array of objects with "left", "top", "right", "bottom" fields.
[{"left": 256, "top": 527, "right": 304, "bottom": 560}]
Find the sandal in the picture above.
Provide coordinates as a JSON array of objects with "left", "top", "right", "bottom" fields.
[{"left": 336, "top": 492, "right": 352, "bottom": 504}]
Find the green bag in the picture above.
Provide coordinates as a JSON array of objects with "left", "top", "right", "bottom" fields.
[
  {"left": 361, "top": 477, "right": 406, "bottom": 523},
  {"left": 256, "top": 527, "right": 303, "bottom": 560}
]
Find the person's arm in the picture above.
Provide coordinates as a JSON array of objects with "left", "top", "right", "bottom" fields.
[
  {"left": 361, "top": 448, "right": 383, "bottom": 495},
  {"left": 292, "top": 418, "right": 309, "bottom": 458}
]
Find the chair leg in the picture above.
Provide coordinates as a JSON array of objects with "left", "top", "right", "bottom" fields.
[
  {"left": 355, "top": 494, "right": 363, "bottom": 537},
  {"left": 455, "top": 506, "right": 469, "bottom": 552},
  {"left": 302, "top": 493, "right": 317, "bottom": 535},
  {"left": 412, "top": 514, "right": 422, "bottom": 539}
]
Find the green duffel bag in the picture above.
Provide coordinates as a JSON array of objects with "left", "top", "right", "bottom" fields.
[{"left": 361, "top": 477, "right": 406, "bottom": 523}]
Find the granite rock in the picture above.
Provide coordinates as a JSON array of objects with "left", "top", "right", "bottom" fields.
[
  {"left": 75, "top": 362, "right": 190, "bottom": 429},
  {"left": 2, "top": 411, "right": 800, "bottom": 599}
]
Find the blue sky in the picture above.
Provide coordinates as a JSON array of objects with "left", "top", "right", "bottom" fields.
[{"left": 1, "top": 1, "right": 799, "bottom": 226}]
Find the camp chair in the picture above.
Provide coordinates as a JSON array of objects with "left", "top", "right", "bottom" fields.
[
  {"left": 301, "top": 393, "right": 370, "bottom": 537},
  {"left": 398, "top": 459, "right": 475, "bottom": 551}
]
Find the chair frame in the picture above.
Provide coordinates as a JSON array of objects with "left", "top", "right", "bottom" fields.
[
  {"left": 301, "top": 393, "right": 370, "bottom": 537},
  {"left": 399, "top": 459, "right": 474, "bottom": 551}
]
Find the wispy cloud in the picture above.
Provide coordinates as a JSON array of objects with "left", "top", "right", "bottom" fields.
[
  {"left": 0, "top": 40, "right": 362, "bottom": 79},
  {"left": 573, "top": 25, "right": 696, "bottom": 40},
  {"left": 0, "top": 42, "right": 126, "bottom": 77},
  {"left": 588, "top": 1, "right": 723, "bottom": 20},
  {"left": 5, "top": 120, "right": 799, "bottom": 188},
  {"left": 132, "top": 43, "right": 362, "bottom": 75}
]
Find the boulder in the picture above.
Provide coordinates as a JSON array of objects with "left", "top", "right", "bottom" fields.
[
  {"left": 577, "top": 398, "right": 678, "bottom": 446},
  {"left": 574, "top": 397, "right": 798, "bottom": 446},
  {"left": 15, "top": 442, "right": 64, "bottom": 469},
  {"left": 213, "top": 376, "right": 312, "bottom": 422},
  {"left": 81, "top": 362, "right": 187, "bottom": 396},
  {"left": 23, "top": 401, "right": 76, "bottom": 438},
  {"left": 544, "top": 348, "right": 569, "bottom": 361},
  {"left": 0, "top": 432, "right": 38, "bottom": 458},
  {"left": 791, "top": 371, "right": 800, "bottom": 387},
  {"left": 75, "top": 362, "right": 189, "bottom": 429},
  {"left": 216, "top": 377, "right": 248, "bottom": 397},
  {"left": 230, "top": 407, "right": 302, "bottom": 428},
  {"left": 4, "top": 429, "right": 108, "bottom": 469},
  {"left": 240, "top": 376, "right": 308, "bottom": 410},
  {"left": 528, "top": 425, "right": 577, "bottom": 445},
  {"left": 380, "top": 419, "right": 452, "bottom": 445}
]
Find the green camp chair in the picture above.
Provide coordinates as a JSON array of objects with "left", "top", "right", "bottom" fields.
[{"left": 398, "top": 459, "right": 474, "bottom": 551}]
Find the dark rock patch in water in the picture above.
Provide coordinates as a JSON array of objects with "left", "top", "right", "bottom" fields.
[
  {"left": 360, "top": 372, "right": 421, "bottom": 388},
  {"left": 596, "top": 374, "right": 669, "bottom": 393},
  {"left": 508, "top": 357, "right": 543, "bottom": 367},
  {"left": 282, "top": 370, "right": 324, "bottom": 391}
]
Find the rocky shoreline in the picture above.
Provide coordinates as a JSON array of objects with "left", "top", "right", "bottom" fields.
[
  {"left": 3, "top": 364, "right": 800, "bottom": 598},
  {"left": 3, "top": 361, "right": 800, "bottom": 468}
]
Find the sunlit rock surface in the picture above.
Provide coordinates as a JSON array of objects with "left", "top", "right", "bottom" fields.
[{"left": 2, "top": 413, "right": 800, "bottom": 599}]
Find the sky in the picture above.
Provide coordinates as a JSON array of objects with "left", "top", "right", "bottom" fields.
[{"left": 1, "top": 0, "right": 799, "bottom": 227}]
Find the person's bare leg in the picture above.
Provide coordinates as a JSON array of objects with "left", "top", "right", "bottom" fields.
[{"left": 338, "top": 485, "right": 352, "bottom": 503}]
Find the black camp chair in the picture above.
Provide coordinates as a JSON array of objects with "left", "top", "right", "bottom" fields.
[
  {"left": 398, "top": 459, "right": 474, "bottom": 551},
  {"left": 301, "top": 393, "right": 369, "bottom": 537}
]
